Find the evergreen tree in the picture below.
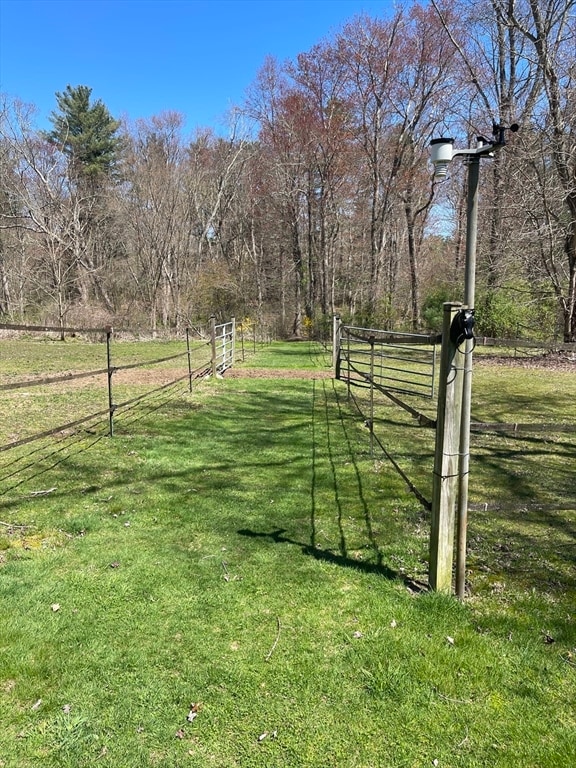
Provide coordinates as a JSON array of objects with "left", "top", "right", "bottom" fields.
[
  {"left": 44, "top": 85, "right": 121, "bottom": 311},
  {"left": 46, "top": 84, "right": 120, "bottom": 180}
]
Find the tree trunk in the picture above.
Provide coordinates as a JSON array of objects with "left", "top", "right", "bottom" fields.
[
  {"left": 291, "top": 216, "right": 304, "bottom": 337},
  {"left": 405, "top": 203, "right": 420, "bottom": 331}
]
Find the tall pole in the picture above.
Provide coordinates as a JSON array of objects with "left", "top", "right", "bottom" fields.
[
  {"left": 455, "top": 154, "right": 480, "bottom": 600},
  {"left": 431, "top": 126, "right": 516, "bottom": 598}
]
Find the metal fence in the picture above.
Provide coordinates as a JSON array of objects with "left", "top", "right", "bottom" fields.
[
  {"left": 0, "top": 317, "right": 236, "bottom": 450},
  {"left": 336, "top": 323, "right": 440, "bottom": 400},
  {"left": 211, "top": 317, "right": 235, "bottom": 375}
]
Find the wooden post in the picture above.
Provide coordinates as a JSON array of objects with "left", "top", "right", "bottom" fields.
[
  {"left": 369, "top": 335, "right": 375, "bottom": 457},
  {"left": 429, "top": 303, "right": 464, "bottom": 592},
  {"left": 332, "top": 314, "right": 341, "bottom": 379},
  {"left": 105, "top": 326, "right": 115, "bottom": 437},
  {"left": 210, "top": 315, "right": 217, "bottom": 377},
  {"left": 346, "top": 329, "right": 351, "bottom": 400},
  {"left": 185, "top": 327, "right": 193, "bottom": 392},
  {"left": 240, "top": 319, "right": 245, "bottom": 362}
]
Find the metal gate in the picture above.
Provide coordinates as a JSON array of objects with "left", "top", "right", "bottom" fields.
[
  {"left": 211, "top": 318, "right": 235, "bottom": 374},
  {"left": 335, "top": 323, "right": 439, "bottom": 399}
]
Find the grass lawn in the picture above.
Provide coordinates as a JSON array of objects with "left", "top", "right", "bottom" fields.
[{"left": 0, "top": 341, "right": 574, "bottom": 767}]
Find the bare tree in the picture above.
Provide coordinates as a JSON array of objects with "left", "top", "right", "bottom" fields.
[
  {"left": 509, "top": 0, "right": 576, "bottom": 340},
  {"left": 335, "top": 12, "right": 406, "bottom": 321},
  {"left": 431, "top": 0, "right": 575, "bottom": 339},
  {"left": 0, "top": 97, "right": 86, "bottom": 333},
  {"left": 119, "top": 112, "right": 193, "bottom": 330}
]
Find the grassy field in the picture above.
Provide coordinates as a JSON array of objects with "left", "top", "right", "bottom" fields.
[{"left": 0, "top": 339, "right": 574, "bottom": 767}]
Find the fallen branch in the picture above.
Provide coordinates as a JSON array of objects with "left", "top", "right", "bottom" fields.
[
  {"left": 433, "top": 686, "right": 475, "bottom": 705},
  {"left": 265, "top": 617, "right": 282, "bottom": 662},
  {"left": 29, "top": 487, "right": 57, "bottom": 497},
  {"left": 0, "top": 520, "right": 27, "bottom": 530}
]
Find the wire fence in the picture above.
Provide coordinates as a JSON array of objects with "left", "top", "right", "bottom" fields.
[
  {"left": 333, "top": 317, "right": 576, "bottom": 517},
  {"left": 0, "top": 317, "right": 241, "bottom": 497},
  {"left": 338, "top": 324, "right": 440, "bottom": 400}
]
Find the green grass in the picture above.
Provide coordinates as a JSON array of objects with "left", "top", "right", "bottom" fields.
[
  {"left": 0, "top": 341, "right": 574, "bottom": 766},
  {"left": 235, "top": 340, "right": 329, "bottom": 370},
  {"left": 0, "top": 335, "right": 203, "bottom": 376},
  {"left": 0, "top": 335, "right": 211, "bottom": 447}
]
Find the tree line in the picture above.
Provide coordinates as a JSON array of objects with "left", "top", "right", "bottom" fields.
[{"left": 1, "top": 0, "right": 574, "bottom": 340}]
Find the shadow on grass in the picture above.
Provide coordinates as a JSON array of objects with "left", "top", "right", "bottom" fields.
[
  {"left": 465, "top": 424, "right": 576, "bottom": 596},
  {"left": 237, "top": 378, "right": 428, "bottom": 592},
  {"left": 3, "top": 364, "right": 573, "bottom": 604},
  {"left": 236, "top": 526, "right": 427, "bottom": 592}
]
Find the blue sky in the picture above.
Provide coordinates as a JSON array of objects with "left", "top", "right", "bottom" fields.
[{"left": 0, "top": 0, "right": 395, "bottom": 134}]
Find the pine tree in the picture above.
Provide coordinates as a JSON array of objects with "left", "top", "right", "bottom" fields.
[
  {"left": 46, "top": 84, "right": 120, "bottom": 180},
  {"left": 44, "top": 85, "right": 121, "bottom": 312}
]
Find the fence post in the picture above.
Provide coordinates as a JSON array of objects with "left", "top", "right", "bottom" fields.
[
  {"left": 332, "top": 314, "right": 341, "bottom": 379},
  {"left": 346, "top": 330, "right": 351, "bottom": 400},
  {"left": 429, "top": 303, "right": 464, "bottom": 592},
  {"left": 105, "top": 326, "right": 115, "bottom": 437},
  {"left": 185, "top": 327, "right": 193, "bottom": 392},
  {"left": 240, "top": 319, "right": 245, "bottom": 362},
  {"left": 210, "top": 315, "right": 217, "bottom": 377},
  {"left": 231, "top": 317, "right": 236, "bottom": 368},
  {"left": 369, "top": 335, "right": 375, "bottom": 457}
]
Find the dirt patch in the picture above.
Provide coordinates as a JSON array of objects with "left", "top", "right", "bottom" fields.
[
  {"left": 223, "top": 367, "right": 332, "bottom": 380},
  {"left": 475, "top": 350, "right": 576, "bottom": 372},
  {"left": 2, "top": 365, "right": 331, "bottom": 392},
  {"left": 9, "top": 351, "right": 573, "bottom": 392},
  {"left": 113, "top": 368, "right": 202, "bottom": 386}
]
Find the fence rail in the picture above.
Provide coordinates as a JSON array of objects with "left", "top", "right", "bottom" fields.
[
  {"left": 332, "top": 312, "right": 575, "bottom": 597},
  {"left": 337, "top": 323, "right": 439, "bottom": 400},
  {"left": 0, "top": 317, "right": 236, "bottom": 450},
  {"left": 475, "top": 336, "right": 576, "bottom": 351}
]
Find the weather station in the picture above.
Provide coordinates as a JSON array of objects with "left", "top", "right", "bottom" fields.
[{"left": 429, "top": 122, "right": 519, "bottom": 598}]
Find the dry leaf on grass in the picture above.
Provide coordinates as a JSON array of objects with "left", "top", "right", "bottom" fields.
[
  {"left": 187, "top": 702, "right": 202, "bottom": 722},
  {"left": 258, "top": 730, "right": 277, "bottom": 742}
]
